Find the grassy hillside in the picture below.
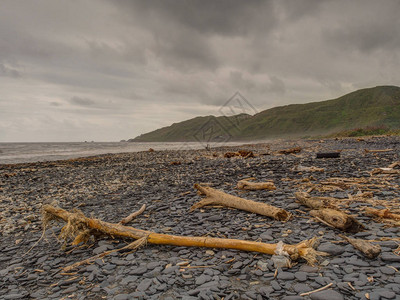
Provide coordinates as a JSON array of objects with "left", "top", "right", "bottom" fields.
[{"left": 130, "top": 86, "right": 400, "bottom": 142}]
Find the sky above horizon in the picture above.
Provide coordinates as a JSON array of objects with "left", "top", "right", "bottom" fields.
[{"left": 1, "top": 0, "right": 400, "bottom": 142}]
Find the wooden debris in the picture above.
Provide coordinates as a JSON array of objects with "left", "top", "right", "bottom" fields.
[
  {"left": 292, "top": 165, "right": 325, "bottom": 172},
  {"left": 365, "top": 148, "right": 394, "bottom": 153},
  {"left": 237, "top": 179, "right": 276, "bottom": 191},
  {"left": 119, "top": 204, "right": 146, "bottom": 225},
  {"left": 295, "top": 192, "right": 364, "bottom": 233},
  {"left": 339, "top": 234, "right": 381, "bottom": 259},
  {"left": 192, "top": 184, "right": 290, "bottom": 221},
  {"left": 278, "top": 147, "right": 302, "bottom": 155},
  {"left": 148, "top": 148, "right": 155, "bottom": 152},
  {"left": 371, "top": 168, "right": 400, "bottom": 175},
  {"left": 42, "top": 205, "right": 326, "bottom": 268},
  {"left": 310, "top": 209, "right": 364, "bottom": 233},
  {"left": 364, "top": 208, "right": 400, "bottom": 221},
  {"left": 300, "top": 282, "right": 333, "bottom": 296},
  {"left": 295, "top": 192, "right": 336, "bottom": 209}
]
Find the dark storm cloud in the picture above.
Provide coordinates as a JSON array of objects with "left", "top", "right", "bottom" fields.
[{"left": 0, "top": 0, "right": 400, "bottom": 142}]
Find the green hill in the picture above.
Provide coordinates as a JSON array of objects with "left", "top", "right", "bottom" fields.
[{"left": 130, "top": 86, "right": 400, "bottom": 142}]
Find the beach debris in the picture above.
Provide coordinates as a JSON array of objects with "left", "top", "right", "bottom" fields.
[
  {"left": 295, "top": 192, "right": 365, "bottom": 233},
  {"left": 148, "top": 148, "right": 155, "bottom": 152},
  {"left": 278, "top": 147, "right": 302, "bottom": 155},
  {"left": 170, "top": 161, "right": 181, "bottom": 165},
  {"left": 371, "top": 167, "right": 400, "bottom": 175},
  {"left": 271, "top": 241, "right": 292, "bottom": 268},
  {"left": 339, "top": 234, "right": 381, "bottom": 259},
  {"left": 237, "top": 179, "right": 276, "bottom": 191},
  {"left": 364, "top": 148, "right": 394, "bottom": 153},
  {"left": 364, "top": 207, "right": 400, "bottom": 225},
  {"left": 119, "top": 204, "right": 146, "bottom": 225},
  {"left": 192, "top": 184, "right": 290, "bottom": 221},
  {"left": 42, "top": 205, "right": 325, "bottom": 270},
  {"left": 294, "top": 192, "right": 336, "bottom": 210},
  {"left": 316, "top": 152, "right": 340, "bottom": 158},
  {"left": 223, "top": 150, "right": 254, "bottom": 158},
  {"left": 292, "top": 165, "right": 325, "bottom": 172},
  {"left": 300, "top": 282, "right": 334, "bottom": 297}
]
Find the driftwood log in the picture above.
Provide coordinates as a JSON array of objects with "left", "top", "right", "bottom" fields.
[
  {"left": 364, "top": 208, "right": 400, "bottom": 221},
  {"left": 295, "top": 192, "right": 364, "bottom": 233},
  {"left": 278, "top": 147, "right": 302, "bottom": 155},
  {"left": 237, "top": 179, "right": 276, "bottom": 191},
  {"left": 192, "top": 184, "right": 290, "bottom": 221},
  {"left": 42, "top": 205, "right": 325, "bottom": 268},
  {"left": 339, "top": 234, "right": 381, "bottom": 259}
]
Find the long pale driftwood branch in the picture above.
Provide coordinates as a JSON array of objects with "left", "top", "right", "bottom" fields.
[
  {"left": 191, "top": 184, "right": 290, "bottom": 221},
  {"left": 42, "top": 205, "right": 325, "bottom": 267},
  {"left": 364, "top": 208, "right": 400, "bottom": 221}
]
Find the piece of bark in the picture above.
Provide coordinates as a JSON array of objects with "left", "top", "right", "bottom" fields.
[
  {"left": 316, "top": 152, "right": 340, "bottom": 158},
  {"left": 42, "top": 205, "right": 325, "bottom": 266},
  {"left": 310, "top": 209, "right": 365, "bottom": 233},
  {"left": 119, "top": 204, "right": 146, "bottom": 225},
  {"left": 295, "top": 192, "right": 336, "bottom": 209},
  {"left": 237, "top": 180, "right": 276, "bottom": 191},
  {"left": 364, "top": 208, "right": 400, "bottom": 221},
  {"left": 278, "top": 147, "right": 302, "bottom": 155},
  {"left": 339, "top": 234, "right": 381, "bottom": 258},
  {"left": 192, "top": 184, "right": 289, "bottom": 221}
]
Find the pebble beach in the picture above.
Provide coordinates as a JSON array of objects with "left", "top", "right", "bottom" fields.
[{"left": 0, "top": 136, "right": 399, "bottom": 300}]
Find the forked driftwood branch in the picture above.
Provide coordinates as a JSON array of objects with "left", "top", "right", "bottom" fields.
[
  {"left": 295, "top": 192, "right": 365, "bottom": 233},
  {"left": 42, "top": 205, "right": 325, "bottom": 269},
  {"left": 191, "top": 184, "right": 290, "bottom": 221}
]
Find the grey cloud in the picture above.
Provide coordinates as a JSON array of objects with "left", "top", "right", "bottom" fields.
[
  {"left": 70, "top": 96, "right": 96, "bottom": 107},
  {"left": 1, "top": 0, "right": 400, "bottom": 142},
  {"left": 0, "top": 63, "right": 21, "bottom": 78}
]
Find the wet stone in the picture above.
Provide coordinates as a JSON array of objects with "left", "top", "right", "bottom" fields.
[
  {"left": 277, "top": 271, "right": 295, "bottom": 280},
  {"left": 295, "top": 272, "right": 308, "bottom": 282},
  {"left": 381, "top": 253, "right": 400, "bottom": 262},
  {"left": 318, "top": 242, "right": 345, "bottom": 256},
  {"left": 380, "top": 266, "right": 396, "bottom": 275},
  {"left": 293, "top": 283, "right": 311, "bottom": 293}
]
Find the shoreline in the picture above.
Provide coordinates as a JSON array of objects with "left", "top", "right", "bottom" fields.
[{"left": 0, "top": 136, "right": 399, "bottom": 299}]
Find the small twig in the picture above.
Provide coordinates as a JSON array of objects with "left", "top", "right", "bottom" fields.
[
  {"left": 314, "top": 216, "right": 336, "bottom": 228},
  {"left": 119, "top": 204, "right": 146, "bottom": 225},
  {"left": 300, "top": 282, "right": 333, "bottom": 296}
]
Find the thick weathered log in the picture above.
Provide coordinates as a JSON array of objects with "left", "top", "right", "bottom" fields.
[
  {"left": 237, "top": 179, "right": 276, "bottom": 191},
  {"left": 339, "top": 234, "right": 381, "bottom": 259},
  {"left": 295, "top": 192, "right": 336, "bottom": 209},
  {"left": 192, "top": 184, "right": 289, "bottom": 221},
  {"left": 310, "top": 209, "right": 365, "bottom": 233},
  {"left": 42, "top": 205, "right": 325, "bottom": 266}
]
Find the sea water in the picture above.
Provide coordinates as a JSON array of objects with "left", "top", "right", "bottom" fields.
[{"left": 0, "top": 141, "right": 245, "bottom": 164}]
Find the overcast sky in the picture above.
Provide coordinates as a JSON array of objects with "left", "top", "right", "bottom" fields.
[{"left": 1, "top": 0, "right": 399, "bottom": 142}]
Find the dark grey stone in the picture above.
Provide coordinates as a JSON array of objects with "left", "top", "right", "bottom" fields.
[
  {"left": 318, "top": 243, "right": 345, "bottom": 256},
  {"left": 310, "top": 290, "right": 344, "bottom": 300},
  {"left": 129, "top": 266, "right": 147, "bottom": 275},
  {"left": 379, "top": 290, "right": 396, "bottom": 299},
  {"left": 295, "top": 271, "right": 307, "bottom": 281},
  {"left": 380, "top": 266, "right": 396, "bottom": 275},
  {"left": 381, "top": 253, "right": 400, "bottom": 262},
  {"left": 137, "top": 278, "right": 152, "bottom": 292},
  {"left": 293, "top": 283, "right": 311, "bottom": 293},
  {"left": 277, "top": 271, "right": 295, "bottom": 280}
]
